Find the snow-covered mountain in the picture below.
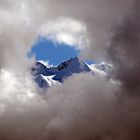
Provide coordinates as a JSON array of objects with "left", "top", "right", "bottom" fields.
[{"left": 31, "top": 57, "right": 111, "bottom": 89}]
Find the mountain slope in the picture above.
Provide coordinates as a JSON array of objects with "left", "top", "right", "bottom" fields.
[
  {"left": 31, "top": 57, "right": 110, "bottom": 89},
  {"left": 52, "top": 57, "right": 91, "bottom": 82}
]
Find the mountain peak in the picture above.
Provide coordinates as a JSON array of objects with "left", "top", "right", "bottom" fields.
[
  {"left": 32, "top": 57, "right": 111, "bottom": 89},
  {"left": 52, "top": 57, "right": 91, "bottom": 82},
  {"left": 32, "top": 57, "right": 91, "bottom": 88},
  {"left": 57, "top": 57, "right": 86, "bottom": 71}
]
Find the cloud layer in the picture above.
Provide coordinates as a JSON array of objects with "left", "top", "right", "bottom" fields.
[
  {"left": 40, "top": 18, "right": 88, "bottom": 49},
  {"left": 0, "top": 0, "right": 140, "bottom": 140}
]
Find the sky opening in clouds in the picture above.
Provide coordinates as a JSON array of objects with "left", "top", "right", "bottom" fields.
[{"left": 30, "top": 37, "right": 79, "bottom": 65}]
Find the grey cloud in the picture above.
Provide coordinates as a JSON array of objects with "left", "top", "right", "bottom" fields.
[
  {"left": 0, "top": 0, "right": 140, "bottom": 140},
  {"left": 108, "top": 0, "right": 140, "bottom": 95},
  {"left": 0, "top": 73, "right": 139, "bottom": 140},
  {"left": 0, "top": 73, "right": 119, "bottom": 140},
  {"left": 0, "top": 0, "right": 135, "bottom": 70},
  {"left": 29, "top": 0, "right": 134, "bottom": 59}
]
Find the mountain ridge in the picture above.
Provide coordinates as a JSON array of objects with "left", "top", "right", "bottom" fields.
[{"left": 32, "top": 57, "right": 110, "bottom": 89}]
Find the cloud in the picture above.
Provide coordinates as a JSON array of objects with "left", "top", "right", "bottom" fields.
[
  {"left": 40, "top": 18, "right": 88, "bottom": 50},
  {"left": 0, "top": 0, "right": 140, "bottom": 139},
  {"left": 108, "top": 0, "right": 140, "bottom": 96},
  {"left": 37, "top": 60, "right": 54, "bottom": 67},
  {"left": 0, "top": 72, "right": 119, "bottom": 140},
  {"left": 28, "top": 0, "right": 134, "bottom": 59},
  {"left": 0, "top": 0, "right": 36, "bottom": 71},
  {"left": 0, "top": 72, "right": 139, "bottom": 140}
]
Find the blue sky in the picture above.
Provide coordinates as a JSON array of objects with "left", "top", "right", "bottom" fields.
[
  {"left": 29, "top": 37, "right": 94, "bottom": 66},
  {"left": 30, "top": 37, "right": 79, "bottom": 65}
]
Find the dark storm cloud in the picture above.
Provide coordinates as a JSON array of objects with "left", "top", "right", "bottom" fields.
[{"left": 108, "top": 0, "right": 140, "bottom": 95}]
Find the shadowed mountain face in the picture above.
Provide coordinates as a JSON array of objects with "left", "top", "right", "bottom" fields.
[
  {"left": 52, "top": 57, "right": 91, "bottom": 82},
  {"left": 32, "top": 57, "right": 91, "bottom": 88},
  {"left": 31, "top": 57, "right": 110, "bottom": 89}
]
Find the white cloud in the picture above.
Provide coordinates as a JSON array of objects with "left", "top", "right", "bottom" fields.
[
  {"left": 40, "top": 18, "right": 89, "bottom": 50},
  {"left": 37, "top": 60, "right": 54, "bottom": 67}
]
